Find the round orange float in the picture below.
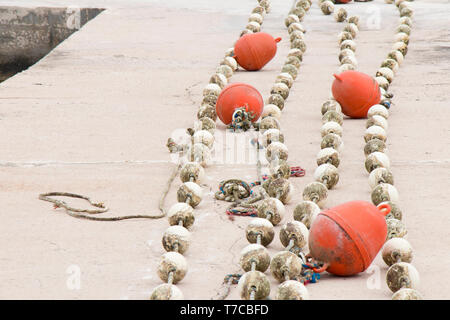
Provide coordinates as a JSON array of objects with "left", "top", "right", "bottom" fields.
[
  {"left": 331, "top": 71, "right": 381, "bottom": 119},
  {"left": 234, "top": 32, "right": 281, "bottom": 71},
  {"left": 215, "top": 83, "right": 264, "bottom": 125},
  {"left": 309, "top": 201, "right": 390, "bottom": 276}
]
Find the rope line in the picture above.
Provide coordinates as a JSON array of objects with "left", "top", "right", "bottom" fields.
[{"left": 38, "top": 163, "right": 182, "bottom": 221}]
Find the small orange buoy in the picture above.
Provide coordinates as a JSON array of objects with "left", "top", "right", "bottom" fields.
[
  {"left": 309, "top": 201, "right": 390, "bottom": 276},
  {"left": 234, "top": 33, "right": 281, "bottom": 71},
  {"left": 331, "top": 71, "right": 381, "bottom": 119},
  {"left": 215, "top": 83, "right": 264, "bottom": 126}
]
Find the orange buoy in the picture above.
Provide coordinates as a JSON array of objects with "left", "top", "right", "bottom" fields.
[
  {"left": 215, "top": 83, "right": 264, "bottom": 126},
  {"left": 309, "top": 201, "right": 390, "bottom": 276},
  {"left": 331, "top": 71, "right": 381, "bottom": 119},
  {"left": 234, "top": 33, "right": 281, "bottom": 71}
]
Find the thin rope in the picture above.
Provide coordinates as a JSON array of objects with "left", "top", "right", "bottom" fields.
[
  {"left": 212, "top": 273, "right": 242, "bottom": 300},
  {"left": 38, "top": 163, "right": 182, "bottom": 221}
]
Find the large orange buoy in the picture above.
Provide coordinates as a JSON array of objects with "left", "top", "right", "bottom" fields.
[
  {"left": 309, "top": 201, "right": 390, "bottom": 276},
  {"left": 331, "top": 71, "right": 381, "bottom": 119},
  {"left": 234, "top": 33, "right": 281, "bottom": 71},
  {"left": 215, "top": 82, "right": 264, "bottom": 126}
]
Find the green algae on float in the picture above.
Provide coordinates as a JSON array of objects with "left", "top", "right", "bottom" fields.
[
  {"left": 321, "top": 121, "right": 343, "bottom": 137},
  {"left": 392, "top": 288, "right": 422, "bottom": 300},
  {"left": 271, "top": 82, "right": 290, "bottom": 100},
  {"left": 285, "top": 14, "right": 300, "bottom": 28},
  {"left": 338, "top": 32, "right": 354, "bottom": 45},
  {"left": 238, "top": 270, "right": 271, "bottom": 300},
  {"left": 268, "top": 93, "right": 285, "bottom": 110},
  {"left": 365, "top": 125, "right": 387, "bottom": 143},
  {"left": 314, "top": 163, "right": 339, "bottom": 189},
  {"left": 177, "top": 182, "right": 203, "bottom": 208},
  {"left": 302, "top": 182, "right": 328, "bottom": 208},
  {"left": 380, "top": 201, "right": 402, "bottom": 220},
  {"left": 150, "top": 283, "right": 183, "bottom": 300},
  {"left": 157, "top": 252, "right": 187, "bottom": 284},
  {"left": 266, "top": 141, "right": 288, "bottom": 162},
  {"left": 276, "top": 72, "right": 294, "bottom": 88},
  {"left": 276, "top": 280, "right": 309, "bottom": 300},
  {"left": 281, "top": 64, "right": 298, "bottom": 79},
  {"left": 365, "top": 152, "right": 390, "bottom": 173},
  {"left": 197, "top": 104, "right": 217, "bottom": 121},
  {"left": 196, "top": 117, "right": 216, "bottom": 134},
  {"left": 262, "top": 128, "right": 284, "bottom": 147},
  {"left": 340, "top": 39, "right": 356, "bottom": 51},
  {"left": 320, "top": 1, "right": 334, "bottom": 15},
  {"left": 366, "top": 115, "right": 388, "bottom": 130},
  {"left": 245, "top": 218, "right": 275, "bottom": 246},
  {"left": 168, "top": 203, "right": 195, "bottom": 229},
  {"left": 371, "top": 183, "right": 399, "bottom": 205},
  {"left": 162, "top": 225, "right": 191, "bottom": 254},
  {"left": 290, "top": 38, "right": 307, "bottom": 53},
  {"left": 269, "top": 159, "right": 290, "bottom": 179},
  {"left": 270, "top": 251, "right": 303, "bottom": 282},
  {"left": 293, "top": 200, "right": 320, "bottom": 229},
  {"left": 334, "top": 8, "right": 347, "bottom": 22},
  {"left": 322, "top": 110, "right": 343, "bottom": 125},
  {"left": 376, "top": 67, "right": 394, "bottom": 83},
  {"left": 316, "top": 147, "right": 340, "bottom": 168},
  {"left": 386, "top": 262, "right": 419, "bottom": 293},
  {"left": 321, "top": 100, "right": 342, "bottom": 115},
  {"left": 364, "top": 138, "right": 387, "bottom": 156},
  {"left": 257, "top": 197, "right": 285, "bottom": 226},
  {"left": 180, "top": 162, "right": 205, "bottom": 183},
  {"left": 266, "top": 177, "right": 293, "bottom": 205},
  {"left": 259, "top": 116, "right": 281, "bottom": 133},
  {"left": 381, "top": 58, "right": 399, "bottom": 74},
  {"left": 285, "top": 55, "right": 301, "bottom": 69},
  {"left": 240, "top": 244, "right": 271, "bottom": 272},
  {"left": 279, "top": 221, "right": 309, "bottom": 249},
  {"left": 368, "top": 167, "right": 394, "bottom": 189},
  {"left": 382, "top": 238, "right": 413, "bottom": 266},
  {"left": 321, "top": 133, "right": 343, "bottom": 151},
  {"left": 386, "top": 218, "right": 408, "bottom": 240},
  {"left": 261, "top": 104, "right": 282, "bottom": 120}
]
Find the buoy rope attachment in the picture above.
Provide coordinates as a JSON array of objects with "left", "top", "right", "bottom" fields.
[{"left": 228, "top": 105, "right": 257, "bottom": 132}]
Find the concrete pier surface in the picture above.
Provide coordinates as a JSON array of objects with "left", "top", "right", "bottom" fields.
[{"left": 0, "top": 0, "right": 449, "bottom": 300}]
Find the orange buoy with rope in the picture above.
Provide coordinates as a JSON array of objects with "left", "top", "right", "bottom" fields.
[
  {"left": 215, "top": 83, "right": 264, "bottom": 129},
  {"left": 234, "top": 32, "right": 281, "bottom": 71},
  {"left": 331, "top": 71, "right": 381, "bottom": 119},
  {"left": 308, "top": 201, "right": 390, "bottom": 276}
]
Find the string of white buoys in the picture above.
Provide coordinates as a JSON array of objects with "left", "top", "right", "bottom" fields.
[
  {"left": 269, "top": 0, "right": 312, "bottom": 301},
  {"left": 242, "top": 2, "right": 361, "bottom": 302},
  {"left": 270, "top": 1, "right": 358, "bottom": 301},
  {"left": 237, "top": 0, "right": 313, "bottom": 301},
  {"left": 318, "top": 0, "right": 420, "bottom": 300},
  {"left": 367, "top": 0, "right": 422, "bottom": 300},
  {"left": 316, "top": 0, "right": 421, "bottom": 300},
  {"left": 291, "top": 3, "right": 360, "bottom": 250},
  {"left": 257, "top": 6, "right": 358, "bottom": 302},
  {"left": 150, "top": 0, "right": 271, "bottom": 300}
]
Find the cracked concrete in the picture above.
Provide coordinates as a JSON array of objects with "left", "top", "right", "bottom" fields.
[{"left": 0, "top": 0, "right": 449, "bottom": 300}]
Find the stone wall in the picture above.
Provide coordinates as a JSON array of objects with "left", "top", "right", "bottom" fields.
[{"left": 0, "top": 6, "right": 103, "bottom": 81}]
